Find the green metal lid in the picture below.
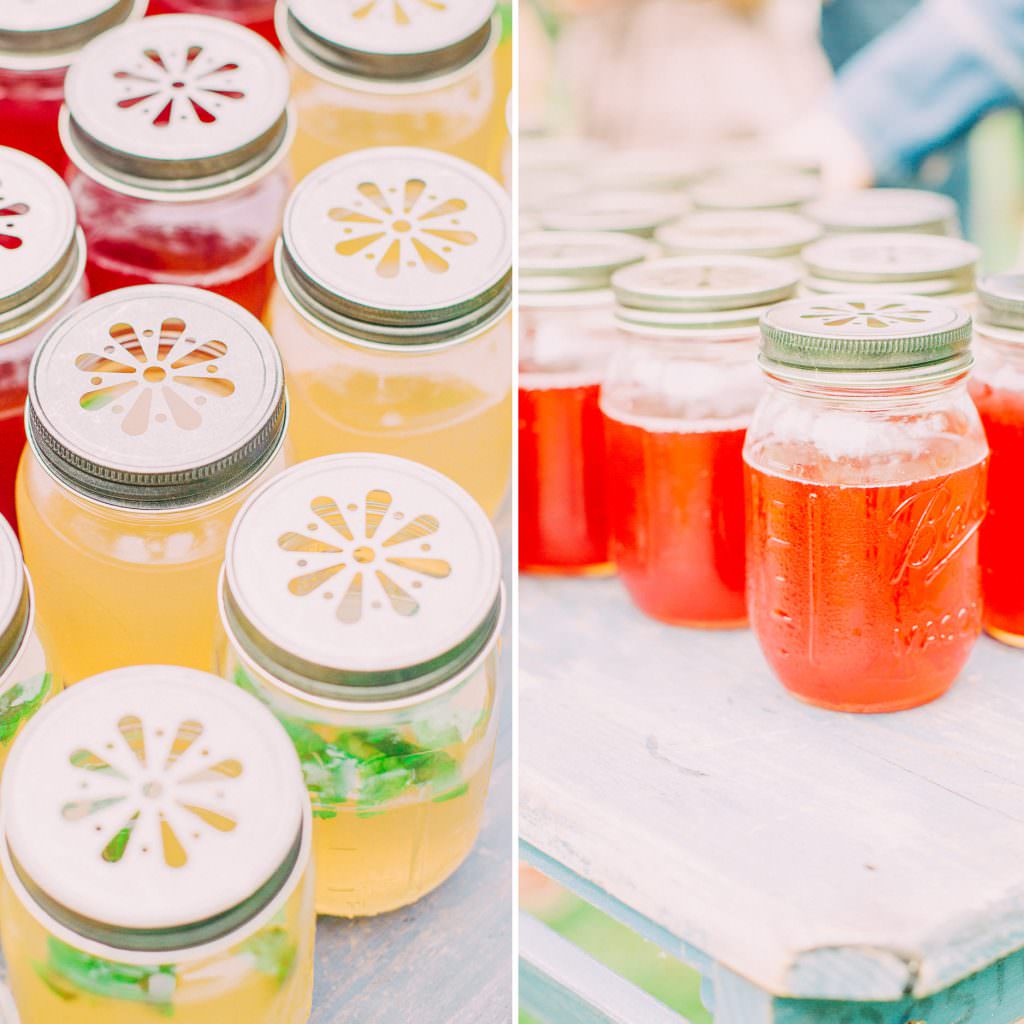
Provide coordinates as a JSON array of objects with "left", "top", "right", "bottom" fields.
[
  {"left": 519, "top": 231, "right": 655, "bottom": 300},
  {"left": 804, "top": 188, "right": 958, "bottom": 236},
  {"left": 690, "top": 173, "right": 819, "bottom": 213},
  {"left": 656, "top": 210, "right": 822, "bottom": 259},
  {"left": 760, "top": 295, "right": 972, "bottom": 372},
  {"left": 977, "top": 274, "right": 1024, "bottom": 332}
]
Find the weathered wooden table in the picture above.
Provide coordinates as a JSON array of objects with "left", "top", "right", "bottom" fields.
[{"left": 520, "top": 576, "right": 1024, "bottom": 1023}]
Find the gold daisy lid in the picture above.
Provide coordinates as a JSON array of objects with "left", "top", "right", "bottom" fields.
[
  {"left": 1, "top": 666, "right": 307, "bottom": 952},
  {"left": 223, "top": 454, "right": 503, "bottom": 701},
  {"left": 0, "top": 0, "right": 145, "bottom": 71},
  {"left": 61, "top": 15, "right": 291, "bottom": 200},
  {"left": 278, "top": 147, "right": 512, "bottom": 346},
  {"left": 655, "top": 211, "right": 822, "bottom": 260},
  {"left": 519, "top": 231, "right": 656, "bottom": 300},
  {"left": 27, "top": 286, "right": 286, "bottom": 510},
  {"left": 804, "top": 188, "right": 959, "bottom": 236},
  {"left": 278, "top": 0, "right": 495, "bottom": 82},
  {"left": 690, "top": 173, "right": 819, "bottom": 213},
  {"left": 539, "top": 190, "right": 688, "bottom": 238},
  {"left": 0, "top": 146, "right": 86, "bottom": 345},
  {"left": 0, "top": 515, "right": 29, "bottom": 680}
]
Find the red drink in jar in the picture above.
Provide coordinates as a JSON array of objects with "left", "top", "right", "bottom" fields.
[
  {"left": 61, "top": 14, "right": 291, "bottom": 317},
  {"left": 746, "top": 296, "right": 987, "bottom": 712},
  {"left": 518, "top": 232, "right": 653, "bottom": 575},
  {"left": 148, "top": 0, "right": 278, "bottom": 48},
  {"left": 602, "top": 256, "right": 798, "bottom": 625}
]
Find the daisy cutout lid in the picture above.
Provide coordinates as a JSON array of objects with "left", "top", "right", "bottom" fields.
[
  {"left": 656, "top": 211, "right": 822, "bottom": 259},
  {"left": 0, "top": 147, "right": 84, "bottom": 343},
  {"left": 62, "top": 15, "right": 290, "bottom": 198},
  {"left": 520, "top": 231, "right": 656, "bottom": 299},
  {"left": 690, "top": 173, "right": 819, "bottom": 213},
  {"left": 539, "top": 190, "right": 687, "bottom": 238},
  {"left": 28, "top": 286, "right": 286, "bottom": 509},
  {"left": 0, "top": 0, "right": 142, "bottom": 70},
  {"left": 224, "top": 454, "right": 503, "bottom": 699},
  {"left": 0, "top": 515, "right": 29, "bottom": 679},
  {"left": 1, "top": 667, "right": 305, "bottom": 948},
  {"left": 279, "top": 0, "right": 495, "bottom": 81},
  {"left": 802, "top": 233, "right": 979, "bottom": 285},
  {"left": 280, "top": 148, "right": 512, "bottom": 343},
  {"left": 805, "top": 188, "right": 959, "bottom": 236}
]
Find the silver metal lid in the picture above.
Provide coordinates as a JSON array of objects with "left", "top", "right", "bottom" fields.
[
  {"left": 804, "top": 188, "right": 959, "bottom": 236},
  {"left": 539, "top": 190, "right": 687, "bottom": 237},
  {"left": 519, "top": 231, "right": 655, "bottom": 299},
  {"left": 690, "top": 174, "right": 819, "bottom": 213},
  {"left": 0, "top": 147, "right": 86, "bottom": 345},
  {"left": 278, "top": 0, "right": 495, "bottom": 83},
  {"left": 802, "top": 233, "right": 979, "bottom": 295},
  {"left": 655, "top": 210, "right": 822, "bottom": 259},
  {"left": 977, "top": 273, "right": 1024, "bottom": 333},
  {"left": 223, "top": 454, "right": 503, "bottom": 701},
  {"left": 613, "top": 255, "right": 800, "bottom": 333},
  {"left": 0, "top": 516, "right": 29, "bottom": 680},
  {"left": 27, "top": 286, "right": 286, "bottom": 510},
  {"left": 279, "top": 147, "right": 512, "bottom": 346},
  {"left": 586, "top": 149, "right": 704, "bottom": 192},
  {"left": 61, "top": 15, "right": 291, "bottom": 200},
  {"left": 0, "top": 0, "right": 145, "bottom": 72},
  {"left": 1, "top": 666, "right": 305, "bottom": 952}
]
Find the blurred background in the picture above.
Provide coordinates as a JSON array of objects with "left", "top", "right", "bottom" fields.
[{"left": 519, "top": 2, "right": 1024, "bottom": 1019}]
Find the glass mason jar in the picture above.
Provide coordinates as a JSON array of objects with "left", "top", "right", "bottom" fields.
[
  {"left": 17, "top": 286, "right": 287, "bottom": 685},
  {"left": 0, "top": 665, "right": 315, "bottom": 1023},
  {"left": 655, "top": 210, "right": 822, "bottom": 273},
  {"left": 539, "top": 190, "right": 688, "bottom": 240},
  {"left": 804, "top": 188, "right": 960, "bottom": 237},
  {"left": 216, "top": 453, "right": 504, "bottom": 918},
  {"left": 61, "top": 14, "right": 292, "bottom": 317},
  {"left": 0, "top": 146, "right": 89, "bottom": 531},
  {"left": 277, "top": 0, "right": 503, "bottom": 181},
  {"left": 0, "top": 0, "right": 146, "bottom": 175},
  {"left": 0, "top": 515, "right": 56, "bottom": 777},
  {"left": 268, "top": 147, "right": 512, "bottom": 517},
  {"left": 746, "top": 295, "right": 988, "bottom": 713},
  {"left": 148, "top": 0, "right": 279, "bottom": 48},
  {"left": 802, "top": 232, "right": 979, "bottom": 307},
  {"left": 969, "top": 274, "right": 1024, "bottom": 646},
  {"left": 603, "top": 257, "right": 799, "bottom": 626},
  {"left": 689, "top": 173, "right": 820, "bottom": 215},
  {"left": 519, "top": 231, "right": 654, "bottom": 575}
]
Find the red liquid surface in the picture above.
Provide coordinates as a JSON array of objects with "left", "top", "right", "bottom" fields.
[
  {"left": 0, "top": 403, "right": 25, "bottom": 534},
  {"left": 0, "top": 71, "right": 67, "bottom": 175},
  {"left": 148, "top": 0, "right": 279, "bottom": 47},
  {"left": 971, "top": 381, "right": 1024, "bottom": 642},
  {"left": 519, "top": 382, "right": 611, "bottom": 573},
  {"left": 746, "top": 460, "right": 987, "bottom": 712},
  {"left": 605, "top": 416, "right": 747, "bottom": 626}
]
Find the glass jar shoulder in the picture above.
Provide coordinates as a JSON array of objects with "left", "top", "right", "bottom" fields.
[{"left": 519, "top": 302, "right": 620, "bottom": 385}]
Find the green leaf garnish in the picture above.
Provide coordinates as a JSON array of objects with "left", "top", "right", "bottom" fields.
[
  {"left": 241, "top": 928, "right": 297, "bottom": 986},
  {"left": 0, "top": 672, "right": 51, "bottom": 745}
]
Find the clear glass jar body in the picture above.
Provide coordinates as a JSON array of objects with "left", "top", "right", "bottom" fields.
[
  {"left": 0, "top": 609, "right": 56, "bottom": 778},
  {"left": 745, "top": 370, "right": 988, "bottom": 712},
  {"left": 15, "top": 447, "right": 287, "bottom": 685},
  {"left": 601, "top": 331, "right": 760, "bottom": 626},
  {"left": 0, "top": 280, "right": 89, "bottom": 532},
  {"left": 519, "top": 300, "right": 619, "bottom": 574},
  {"left": 0, "top": 856, "right": 315, "bottom": 1022},
  {"left": 969, "top": 329, "right": 1024, "bottom": 645},
  {"left": 0, "top": 67, "right": 68, "bottom": 175},
  {"left": 68, "top": 169, "right": 290, "bottom": 318},
  {"left": 288, "top": 54, "right": 501, "bottom": 183},
  {"left": 266, "top": 286, "right": 512, "bottom": 517},
  {"left": 217, "top": 635, "right": 500, "bottom": 918},
  {"left": 148, "top": 0, "right": 279, "bottom": 47}
]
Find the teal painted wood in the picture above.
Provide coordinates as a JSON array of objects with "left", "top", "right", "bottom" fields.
[{"left": 520, "top": 913, "right": 694, "bottom": 1024}]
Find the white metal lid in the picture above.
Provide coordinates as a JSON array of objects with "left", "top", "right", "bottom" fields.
[
  {"left": 690, "top": 173, "right": 819, "bottom": 213},
  {"left": 655, "top": 210, "right": 822, "bottom": 259},
  {"left": 278, "top": 0, "right": 494, "bottom": 82},
  {"left": 802, "top": 233, "right": 979, "bottom": 285},
  {"left": 223, "top": 454, "right": 502, "bottom": 700},
  {"left": 804, "top": 188, "right": 959, "bottom": 236},
  {"left": 519, "top": 231, "right": 655, "bottom": 300},
  {"left": 27, "top": 286, "right": 286, "bottom": 509},
  {"left": 0, "top": 147, "right": 85, "bottom": 345},
  {"left": 0, "top": 516, "right": 29, "bottom": 679},
  {"left": 1, "top": 666, "right": 305, "bottom": 949},
  {"left": 539, "top": 190, "right": 687, "bottom": 237},
  {"left": 279, "top": 147, "right": 512, "bottom": 346},
  {"left": 977, "top": 273, "right": 1024, "bottom": 334},
  {"left": 586, "top": 149, "right": 704, "bottom": 192},
  {"left": 62, "top": 15, "right": 291, "bottom": 199},
  {"left": 0, "top": 0, "right": 144, "bottom": 71}
]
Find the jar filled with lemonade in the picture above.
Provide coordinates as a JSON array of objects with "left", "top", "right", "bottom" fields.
[
  {"left": 268, "top": 147, "right": 512, "bottom": 516},
  {"left": 217, "top": 453, "right": 504, "bottom": 917},
  {"left": 519, "top": 230, "right": 654, "bottom": 575},
  {"left": 278, "top": 0, "right": 502, "bottom": 181},
  {"left": 0, "top": 514, "right": 56, "bottom": 776},
  {"left": 0, "top": 146, "right": 89, "bottom": 531},
  {"left": 603, "top": 256, "right": 799, "bottom": 625},
  {"left": 746, "top": 295, "right": 988, "bottom": 712},
  {"left": 17, "top": 285, "right": 287, "bottom": 684},
  {"left": 0, "top": 665, "right": 315, "bottom": 1022},
  {"left": 0, "top": 0, "right": 146, "bottom": 174},
  {"left": 61, "top": 15, "right": 292, "bottom": 316}
]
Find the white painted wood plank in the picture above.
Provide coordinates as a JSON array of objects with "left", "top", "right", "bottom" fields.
[{"left": 519, "top": 576, "right": 1024, "bottom": 1002}]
